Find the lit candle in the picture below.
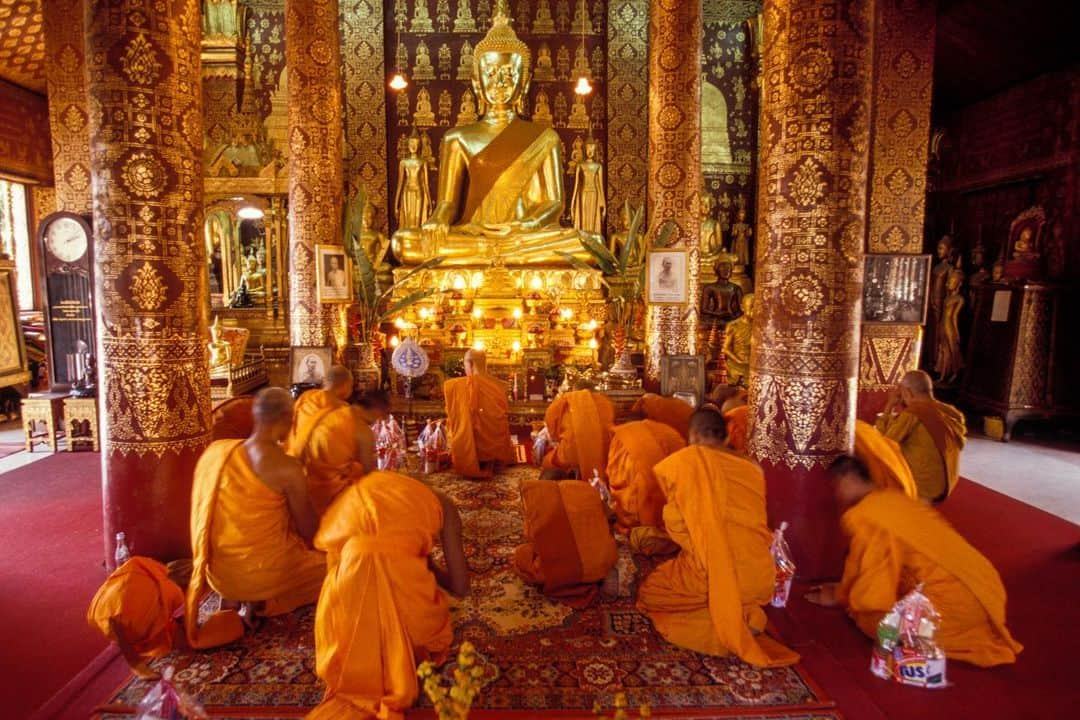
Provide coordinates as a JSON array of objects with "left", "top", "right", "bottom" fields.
[{"left": 389, "top": 335, "right": 400, "bottom": 348}]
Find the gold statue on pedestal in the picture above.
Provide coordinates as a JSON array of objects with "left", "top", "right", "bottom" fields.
[
  {"left": 534, "top": 42, "right": 555, "bottom": 80},
  {"left": 570, "top": 135, "right": 605, "bottom": 235},
  {"left": 411, "top": 0, "right": 435, "bottom": 33},
  {"left": 413, "top": 41, "right": 436, "bottom": 81},
  {"left": 208, "top": 316, "right": 232, "bottom": 369},
  {"left": 454, "top": 0, "right": 478, "bottom": 32},
  {"left": 456, "top": 89, "right": 479, "bottom": 125},
  {"left": 457, "top": 41, "right": 475, "bottom": 80},
  {"left": 414, "top": 88, "right": 436, "bottom": 127},
  {"left": 393, "top": 0, "right": 585, "bottom": 267},
  {"left": 934, "top": 265, "right": 965, "bottom": 384},
  {"left": 722, "top": 293, "right": 754, "bottom": 387},
  {"left": 700, "top": 194, "right": 723, "bottom": 260},
  {"left": 395, "top": 129, "right": 431, "bottom": 232}
]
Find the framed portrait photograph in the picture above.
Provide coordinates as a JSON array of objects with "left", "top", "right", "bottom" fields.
[
  {"left": 647, "top": 250, "right": 688, "bottom": 305},
  {"left": 290, "top": 346, "right": 332, "bottom": 387},
  {"left": 660, "top": 354, "right": 706, "bottom": 407},
  {"left": 316, "top": 244, "right": 352, "bottom": 303},
  {"left": 862, "top": 254, "right": 931, "bottom": 324}
]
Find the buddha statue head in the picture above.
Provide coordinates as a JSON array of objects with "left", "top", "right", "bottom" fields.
[
  {"left": 741, "top": 292, "right": 755, "bottom": 318},
  {"left": 701, "top": 193, "right": 716, "bottom": 218},
  {"left": 407, "top": 126, "right": 421, "bottom": 156},
  {"left": 473, "top": 1, "right": 531, "bottom": 115},
  {"left": 210, "top": 315, "right": 224, "bottom": 343}
]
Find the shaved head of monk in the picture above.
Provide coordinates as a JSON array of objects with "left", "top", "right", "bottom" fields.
[
  {"left": 828, "top": 454, "right": 874, "bottom": 509},
  {"left": 357, "top": 389, "right": 391, "bottom": 421},
  {"left": 323, "top": 365, "right": 354, "bottom": 401},
  {"left": 252, "top": 387, "right": 294, "bottom": 443},
  {"left": 688, "top": 407, "right": 728, "bottom": 448},
  {"left": 463, "top": 348, "right": 487, "bottom": 375},
  {"left": 898, "top": 369, "right": 934, "bottom": 403}
]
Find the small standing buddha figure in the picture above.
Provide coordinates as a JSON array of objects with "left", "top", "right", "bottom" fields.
[
  {"left": 722, "top": 293, "right": 754, "bottom": 388},
  {"left": 730, "top": 203, "right": 753, "bottom": 267},
  {"left": 438, "top": 43, "right": 453, "bottom": 79},
  {"left": 570, "top": 135, "right": 605, "bottom": 236},
  {"left": 934, "top": 265, "right": 965, "bottom": 384},
  {"left": 700, "top": 194, "right": 723, "bottom": 261},
  {"left": 967, "top": 242, "right": 990, "bottom": 308},
  {"left": 395, "top": 128, "right": 431, "bottom": 232},
  {"left": 413, "top": 41, "right": 436, "bottom": 81},
  {"left": 438, "top": 89, "right": 454, "bottom": 125},
  {"left": 208, "top": 316, "right": 232, "bottom": 370},
  {"left": 534, "top": 42, "right": 555, "bottom": 81},
  {"left": 411, "top": 0, "right": 435, "bottom": 32},
  {"left": 414, "top": 88, "right": 436, "bottom": 126}
]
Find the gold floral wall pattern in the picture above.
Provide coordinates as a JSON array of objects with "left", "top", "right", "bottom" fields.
[
  {"left": 43, "top": 0, "right": 91, "bottom": 214},
  {"left": 85, "top": 0, "right": 210, "bottom": 458},
  {"left": 747, "top": 0, "right": 873, "bottom": 468},
  {"left": 0, "top": 75, "right": 50, "bottom": 181},
  {"left": 341, "top": 0, "right": 388, "bottom": 231},
  {"left": 606, "top": 0, "right": 647, "bottom": 236},
  {"left": 0, "top": 0, "right": 46, "bottom": 93},
  {"left": 287, "top": 0, "right": 344, "bottom": 346},
  {"left": 644, "top": 0, "right": 702, "bottom": 380}
]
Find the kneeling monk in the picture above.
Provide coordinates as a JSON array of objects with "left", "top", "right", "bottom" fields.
[
  {"left": 287, "top": 365, "right": 376, "bottom": 514},
  {"left": 308, "top": 471, "right": 469, "bottom": 719},
  {"left": 87, "top": 557, "right": 184, "bottom": 678},
  {"left": 541, "top": 382, "right": 616, "bottom": 480},
  {"left": 721, "top": 390, "right": 749, "bottom": 455},
  {"left": 443, "top": 349, "right": 516, "bottom": 478},
  {"left": 807, "top": 456, "right": 1022, "bottom": 667},
  {"left": 606, "top": 419, "right": 685, "bottom": 532},
  {"left": 187, "top": 387, "right": 325, "bottom": 648},
  {"left": 853, "top": 419, "right": 918, "bottom": 499},
  {"left": 631, "top": 392, "right": 694, "bottom": 440},
  {"left": 513, "top": 479, "right": 618, "bottom": 607},
  {"left": 637, "top": 408, "right": 798, "bottom": 667}
]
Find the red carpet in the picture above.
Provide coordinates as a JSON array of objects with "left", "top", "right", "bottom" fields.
[
  {"left": 0, "top": 452, "right": 109, "bottom": 719},
  {"left": 773, "top": 478, "right": 1080, "bottom": 720}
]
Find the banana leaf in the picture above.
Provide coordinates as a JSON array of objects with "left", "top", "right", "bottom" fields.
[
  {"left": 379, "top": 288, "right": 440, "bottom": 325},
  {"left": 653, "top": 220, "right": 677, "bottom": 249},
  {"left": 619, "top": 204, "right": 645, "bottom": 270},
  {"left": 555, "top": 251, "right": 613, "bottom": 289},
  {"left": 376, "top": 255, "right": 445, "bottom": 307}
]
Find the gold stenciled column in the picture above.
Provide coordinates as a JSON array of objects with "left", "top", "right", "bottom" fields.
[
  {"left": 748, "top": 0, "right": 874, "bottom": 578},
  {"left": 43, "top": 0, "right": 91, "bottom": 214},
  {"left": 858, "top": 0, "right": 936, "bottom": 416},
  {"left": 86, "top": 0, "right": 211, "bottom": 565},
  {"left": 645, "top": 0, "right": 703, "bottom": 381},
  {"left": 607, "top": 0, "right": 649, "bottom": 238},
  {"left": 286, "top": 0, "right": 344, "bottom": 346}
]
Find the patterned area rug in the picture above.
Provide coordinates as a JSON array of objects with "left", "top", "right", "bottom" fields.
[{"left": 95, "top": 464, "right": 832, "bottom": 718}]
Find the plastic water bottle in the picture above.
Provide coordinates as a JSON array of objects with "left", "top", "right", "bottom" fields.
[{"left": 114, "top": 532, "right": 131, "bottom": 567}]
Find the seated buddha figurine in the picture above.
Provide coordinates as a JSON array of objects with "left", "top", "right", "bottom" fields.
[
  {"left": 208, "top": 316, "right": 232, "bottom": 370},
  {"left": 393, "top": 1, "right": 585, "bottom": 267}
]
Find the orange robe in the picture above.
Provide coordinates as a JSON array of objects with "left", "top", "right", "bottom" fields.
[
  {"left": 876, "top": 399, "right": 966, "bottom": 502},
  {"left": 854, "top": 420, "right": 918, "bottom": 499},
  {"left": 838, "top": 490, "right": 1022, "bottom": 667},
  {"left": 637, "top": 446, "right": 799, "bottom": 667},
  {"left": 542, "top": 389, "right": 616, "bottom": 480},
  {"left": 724, "top": 405, "right": 749, "bottom": 454},
  {"left": 308, "top": 471, "right": 452, "bottom": 720},
  {"left": 287, "top": 389, "right": 364, "bottom": 514},
  {"left": 87, "top": 557, "right": 184, "bottom": 661},
  {"left": 443, "top": 374, "right": 516, "bottom": 478},
  {"left": 606, "top": 419, "right": 686, "bottom": 530},
  {"left": 186, "top": 439, "right": 326, "bottom": 649},
  {"left": 632, "top": 393, "right": 694, "bottom": 440},
  {"left": 513, "top": 479, "right": 618, "bottom": 608},
  {"left": 211, "top": 396, "right": 255, "bottom": 440}
]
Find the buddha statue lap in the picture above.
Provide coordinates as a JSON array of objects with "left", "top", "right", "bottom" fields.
[{"left": 392, "top": 1, "right": 585, "bottom": 267}]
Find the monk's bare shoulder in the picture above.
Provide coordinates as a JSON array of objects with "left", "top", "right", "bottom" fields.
[{"left": 255, "top": 450, "right": 304, "bottom": 493}]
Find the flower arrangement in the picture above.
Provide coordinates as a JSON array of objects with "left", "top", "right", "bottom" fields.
[{"left": 417, "top": 642, "right": 485, "bottom": 720}]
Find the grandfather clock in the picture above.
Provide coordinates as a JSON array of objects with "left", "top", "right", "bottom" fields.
[{"left": 35, "top": 211, "right": 95, "bottom": 391}]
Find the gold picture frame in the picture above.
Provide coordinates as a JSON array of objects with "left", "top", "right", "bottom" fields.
[
  {"left": 290, "top": 346, "right": 333, "bottom": 387},
  {"left": 646, "top": 249, "right": 689, "bottom": 306},
  {"left": 315, "top": 244, "right": 352, "bottom": 304}
]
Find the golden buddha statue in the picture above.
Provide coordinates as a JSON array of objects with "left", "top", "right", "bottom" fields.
[
  {"left": 699, "top": 194, "right": 723, "bottom": 260},
  {"left": 208, "top": 316, "right": 232, "bottom": 370},
  {"left": 568, "top": 93, "right": 590, "bottom": 129},
  {"left": 456, "top": 89, "right": 479, "bottom": 125},
  {"left": 395, "top": 129, "right": 431, "bottom": 231},
  {"left": 609, "top": 201, "right": 632, "bottom": 257},
  {"left": 438, "top": 43, "right": 453, "bottom": 80},
  {"left": 533, "top": 0, "right": 555, "bottom": 33},
  {"left": 411, "top": 0, "right": 435, "bottom": 33},
  {"left": 533, "top": 90, "right": 553, "bottom": 124},
  {"left": 454, "top": 0, "right": 478, "bottom": 32},
  {"left": 361, "top": 203, "right": 391, "bottom": 270},
  {"left": 414, "top": 88, "right": 436, "bottom": 127},
  {"left": 457, "top": 41, "right": 475, "bottom": 81},
  {"left": 570, "top": 135, "right": 605, "bottom": 236},
  {"left": 243, "top": 254, "right": 266, "bottom": 295},
  {"left": 934, "top": 266, "right": 965, "bottom": 384},
  {"left": 413, "top": 40, "right": 436, "bottom": 81},
  {"left": 730, "top": 203, "right": 752, "bottom": 266},
  {"left": 394, "top": 1, "right": 585, "bottom": 267},
  {"left": 534, "top": 42, "right": 555, "bottom": 81},
  {"left": 722, "top": 293, "right": 754, "bottom": 387}
]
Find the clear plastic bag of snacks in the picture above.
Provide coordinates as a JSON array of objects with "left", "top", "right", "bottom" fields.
[
  {"left": 870, "top": 584, "right": 947, "bottom": 689},
  {"left": 134, "top": 666, "right": 208, "bottom": 720},
  {"left": 770, "top": 521, "right": 795, "bottom": 607},
  {"left": 532, "top": 426, "right": 551, "bottom": 467}
]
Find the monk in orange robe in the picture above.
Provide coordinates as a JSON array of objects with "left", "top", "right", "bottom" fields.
[
  {"left": 875, "top": 370, "right": 966, "bottom": 502},
  {"left": 443, "top": 349, "right": 516, "bottom": 478},
  {"left": 308, "top": 471, "right": 469, "bottom": 719},
  {"left": 606, "top": 419, "right": 685, "bottom": 532},
  {"left": 210, "top": 396, "right": 255, "bottom": 440},
  {"left": 807, "top": 456, "right": 1022, "bottom": 667},
  {"left": 513, "top": 479, "right": 619, "bottom": 607},
  {"left": 637, "top": 408, "right": 799, "bottom": 667},
  {"left": 87, "top": 557, "right": 185, "bottom": 679},
  {"left": 631, "top": 392, "right": 694, "bottom": 440},
  {"left": 186, "top": 387, "right": 325, "bottom": 649},
  {"left": 287, "top": 365, "right": 376, "bottom": 514},
  {"left": 854, "top": 419, "right": 918, "bottom": 499},
  {"left": 541, "top": 383, "right": 616, "bottom": 480},
  {"left": 720, "top": 390, "right": 749, "bottom": 454}
]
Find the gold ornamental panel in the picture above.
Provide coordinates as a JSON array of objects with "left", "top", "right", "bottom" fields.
[
  {"left": 606, "top": 0, "right": 648, "bottom": 237},
  {"left": 858, "top": 323, "right": 922, "bottom": 392},
  {"left": 0, "top": 0, "right": 46, "bottom": 93},
  {"left": 86, "top": 0, "right": 212, "bottom": 456},
  {"left": 746, "top": 0, "right": 874, "bottom": 468},
  {"left": 43, "top": 0, "right": 92, "bottom": 214}
]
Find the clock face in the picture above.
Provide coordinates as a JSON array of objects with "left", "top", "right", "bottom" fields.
[{"left": 46, "top": 217, "right": 88, "bottom": 264}]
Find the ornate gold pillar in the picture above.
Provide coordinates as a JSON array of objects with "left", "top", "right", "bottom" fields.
[
  {"left": 748, "top": 0, "right": 875, "bottom": 578},
  {"left": 606, "top": 0, "right": 649, "bottom": 237},
  {"left": 341, "top": 0, "right": 388, "bottom": 231},
  {"left": 858, "top": 0, "right": 936, "bottom": 417},
  {"left": 43, "top": 0, "right": 91, "bottom": 214},
  {"left": 86, "top": 0, "right": 210, "bottom": 566},
  {"left": 286, "top": 0, "right": 344, "bottom": 347},
  {"left": 645, "top": 0, "right": 702, "bottom": 381}
]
